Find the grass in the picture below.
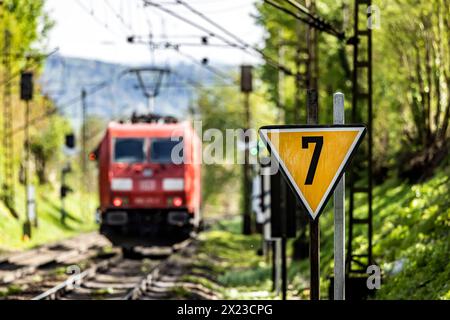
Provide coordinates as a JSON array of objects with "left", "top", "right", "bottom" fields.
[
  {"left": 315, "top": 165, "right": 450, "bottom": 299},
  {"left": 0, "top": 183, "right": 98, "bottom": 252},
  {"left": 0, "top": 284, "right": 23, "bottom": 297},
  {"left": 194, "top": 165, "right": 449, "bottom": 300},
  {"left": 1, "top": 163, "right": 447, "bottom": 300},
  {"left": 194, "top": 218, "right": 308, "bottom": 299}
]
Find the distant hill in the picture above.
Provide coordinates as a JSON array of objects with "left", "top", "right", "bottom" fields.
[{"left": 40, "top": 55, "right": 231, "bottom": 127}]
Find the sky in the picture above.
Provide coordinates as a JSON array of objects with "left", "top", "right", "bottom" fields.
[{"left": 45, "top": 0, "right": 264, "bottom": 66}]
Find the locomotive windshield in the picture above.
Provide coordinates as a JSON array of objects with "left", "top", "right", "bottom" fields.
[
  {"left": 150, "top": 138, "right": 183, "bottom": 164},
  {"left": 114, "top": 138, "right": 145, "bottom": 163}
]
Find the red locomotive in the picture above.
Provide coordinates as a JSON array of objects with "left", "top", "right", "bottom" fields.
[{"left": 93, "top": 114, "right": 202, "bottom": 250}]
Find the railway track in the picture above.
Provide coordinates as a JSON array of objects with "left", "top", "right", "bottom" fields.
[
  {"left": 0, "top": 233, "right": 115, "bottom": 300},
  {"left": 32, "top": 238, "right": 193, "bottom": 300}
]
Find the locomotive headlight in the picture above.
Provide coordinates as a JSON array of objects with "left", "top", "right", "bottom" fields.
[
  {"left": 162, "top": 178, "right": 184, "bottom": 191},
  {"left": 112, "top": 197, "right": 128, "bottom": 207},
  {"left": 172, "top": 197, "right": 183, "bottom": 207},
  {"left": 111, "top": 178, "right": 133, "bottom": 191},
  {"left": 112, "top": 197, "right": 123, "bottom": 207},
  {"left": 167, "top": 196, "right": 183, "bottom": 207}
]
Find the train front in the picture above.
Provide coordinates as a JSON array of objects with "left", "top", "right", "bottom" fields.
[{"left": 97, "top": 121, "right": 201, "bottom": 248}]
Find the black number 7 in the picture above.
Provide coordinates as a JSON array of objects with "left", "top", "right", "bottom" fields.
[{"left": 302, "top": 136, "right": 323, "bottom": 185}]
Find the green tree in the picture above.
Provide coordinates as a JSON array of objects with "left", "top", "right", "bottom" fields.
[
  {"left": 196, "top": 83, "right": 275, "bottom": 216},
  {"left": 254, "top": 0, "right": 449, "bottom": 181},
  {"left": 380, "top": 0, "right": 450, "bottom": 180},
  {"left": 30, "top": 115, "right": 70, "bottom": 184}
]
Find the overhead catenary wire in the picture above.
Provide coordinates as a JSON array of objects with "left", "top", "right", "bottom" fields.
[
  {"left": 127, "top": 34, "right": 238, "bottom": 87},
  {"left": 158, "top": 43, "right": 270, "bottom": 101},
  {"left": 196, "top": 3, "right": 254, "bottom": 15},
  {"left": 0, "top": 48, "right": 59, "bottom": 87},
  {"left": 142, "top": 0, "right": 299, "bottom": 80},
  {"left": 129, "top": 36, "right": 233, "bottom": 49},
  {"left": 14, "top": 57, "right": 234, "bottom": 137},
  {"left": 12, "top": 80, "right": 114, "bottom": 135},
  {"left": 174, "top": 49, "right": 236, "bottom": 85},
  {"left": 264, "top": 0, "right": 345, "bottom": 40},
  {"left": 104, "top": 0, "right": 133, "bottom": 32},
  {"left": 16, "top": 0, "right": 270, "bottom": 134},
  {"left": 75, "top": 0, "right": 123, "bottom": 37},
  {"left": 170, "top": 49, "right": 269, "bottom": 102},
  {"left": 173, "top": 0, "right": 255, "bottom": 46},
  {"left": 139, "top": 40, "right": 237, "bottom": 86},
  {"left": 158, "top": 0, "right": 299, "bottom": 77},
  {"left": 13, "top": 62, "right": 177, "bottom": 135}
]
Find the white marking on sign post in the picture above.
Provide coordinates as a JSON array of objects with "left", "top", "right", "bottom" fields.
[
  {"left": 333, "top": 92, "right": 345, "bottom": 300},
  {"left": 27, "top": 185, "right": 36, "bottom": 222}
]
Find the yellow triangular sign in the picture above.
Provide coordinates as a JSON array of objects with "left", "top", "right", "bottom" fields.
[{"left": 260, "top": 125, "right": 366, "bottom": 220}]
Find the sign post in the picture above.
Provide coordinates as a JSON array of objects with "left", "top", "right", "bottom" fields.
[
  {"left": 274, "top": 238, "right": 281, "bottom": 296},
  {"left": 269, "top": 170, "right": 283, "bottom": 297},
  {"left": 307, "top": 90, "right": 320, "bottom": 300},
  {"left": 333, "top": 92, "right": 345, "bottom": 300},
  {"left": 240, "top": 65, "right": 253, "bottom": 235},
  {"left": 259, "top": 115, "right": 366, "bottom": 301}
]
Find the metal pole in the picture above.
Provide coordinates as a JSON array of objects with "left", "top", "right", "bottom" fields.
[
  {"left": 309, "top": 219, "right": 319, "bottom": 300},
  {"left": 25, "top": 100, "right": 30, "bottom": 215},
  {"left": 25, "top": 101, "right": 30, "bottom": 204},
  {"left": 270, "top": 169, "right": 282, "bottom": 296},
  {"left": 281, "top": 236, "right": 287, "bottom": 300},
  {"left": 275, "top": 238, "right": 282, "bottom": 296},
  {"left": 367, "top": 0, "right": 374, "bottom": 267},
  {"left": 148, "top": 95, "right": 155, "bottom": 113},
  {"left": 26, "top": 100, "right": 37, "bottom": 228},
  {"left": 333, "top": 92, "right": 345, "bottom": 300},
  {"left": 260, "top": 165, "right": 269, "bottom": 259},
  {"left": 81, "top": 89, "right": 87, "bottom": 176},
  {"left": 272, "top": 240, "right": 276, "bottom": 291},
  {"left": 347, "top": 0, "right": 374, "bottom": 279},
  {"left": 61, "top": 168, "right": 66, "bottom": 224},
  {"left": 294, "top": 22, "right": 302, "bottom": 123},
  {"left": 307, "top": 89, "right": 320, "bottom": 300},
  {"left": 81, "top": 89, "right": 87, "bottom": 219},
  {"left": 3, "top": 29, "right": 17, "bottom": 218},
  {"left": 243, "top": 91, "right": 252, "bottom": 234},
  {"left": 277, "top": 44, "right": 285, "bottom": 123},
  {"left": 25, "top": 100, "right": 30, "bottom": 225},
  {"left": 279, "top": 175, "right": 288, "bottom": 300}
]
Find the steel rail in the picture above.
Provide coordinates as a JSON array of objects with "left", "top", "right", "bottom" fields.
[
  {"left": 31, "top": 254, "right": 122, "bottom": 300},
  {"left": 31, "top": 237, "right": 194, "bottom": 300},
  {"left": 123, "top": 237, "right": 194, "bottom": 300}
]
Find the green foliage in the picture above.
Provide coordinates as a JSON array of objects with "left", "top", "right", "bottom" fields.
[
  {"left": 314, "top": 166, "right": 450, "bottom": 299},
  {"left": 0, "top": 284, "right": 23, "bottom": 297},
  {"left": 0, "top": 183, "right": 97, "bottom": 251},
  {"left": 255, "top": 0, "right": 351, "bottom": 124},
  {"left": 377, "top": 240, "right": 449, "bottom": 299},
  {"left": 30, "top": 115, "right": 71, "bottom": 184},
  {"left": 253, "top": 2, "right": 449, "bottom": 299},
  {"left": 0, "top": 0, "right": 100, "bottom": 251},
  {"left": 196, "top": 85, "right": 276, "bottom": 214},
  {"left": 197, "top": 218, "right": 277, "bottom": 299},
  {"left": 197, "top": 86, "right": 243, "bottom": 210},
  {"left": 200, "top": 169, "right": 449, "bottom": 300},
  {"left": 1, "top": 0, "right": 53, "bottom": 70},
  {"left": 194, "top": 218, "right": 311, "bottom": 299},
  {"left": 255, "top": 0, "right": 450, "bottom": 174},
  {"left": 374, "top": 169, "right": 450, "bottom": 299}
]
